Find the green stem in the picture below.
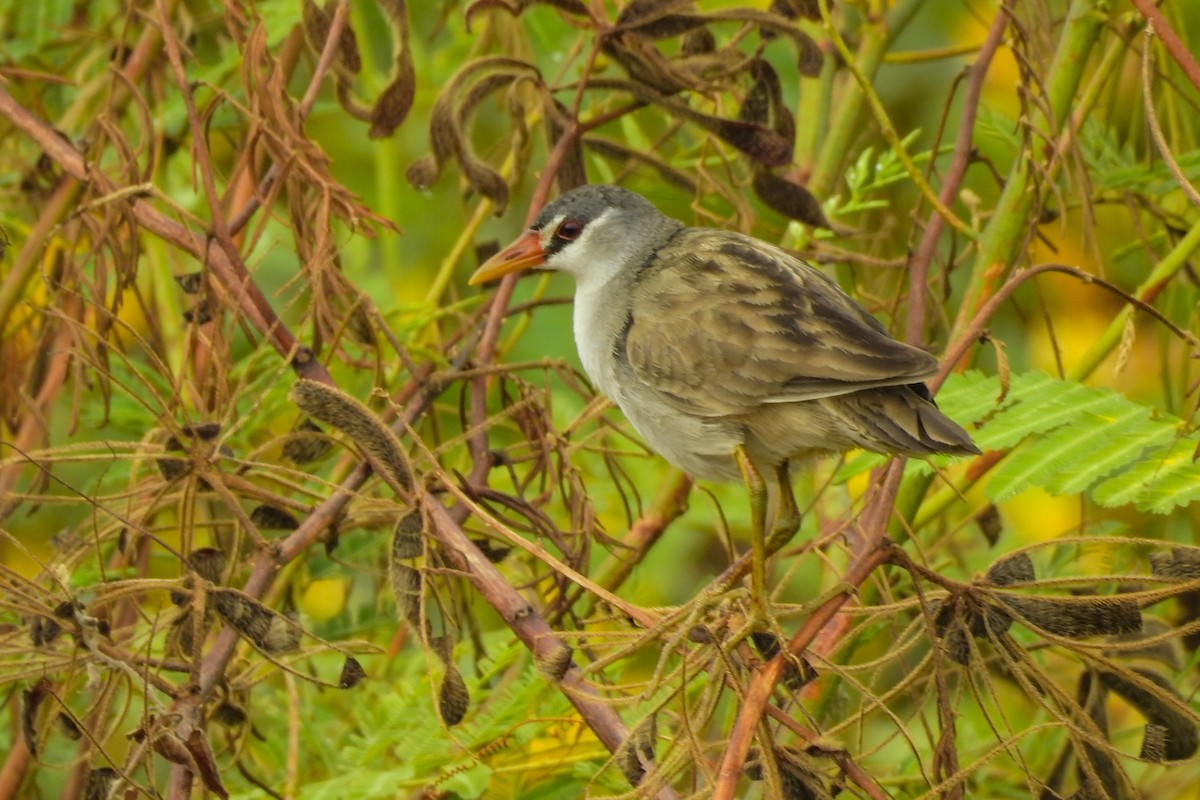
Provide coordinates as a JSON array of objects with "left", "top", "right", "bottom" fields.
[
  {"left": 955, "top": 0, "right": 1105, "bottom": 330},
  {"left": 808, "top": 0, "right": 923, "bottom": 198},
  {"left": 1069, "top": 216, "right": 1200, "bottom": 381}
]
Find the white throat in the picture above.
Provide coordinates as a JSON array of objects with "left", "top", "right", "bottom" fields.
[{"left": 542, "top": 208, "right": 650, "bottom": 401}]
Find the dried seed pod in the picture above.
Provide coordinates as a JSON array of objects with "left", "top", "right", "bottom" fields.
[
  {"left": 210, "top": 701, "right": 247, "bottom": 727},
  {"left": 188, "top": 548, "right": 226, "bottom": 584},
  {"left": 681, "top": 26, "right": 715, "bottom": 55},
  {"left": 168, "top": 608, "right": 198, "bottom": 657},
  {"left": 213, "top": 590, "right": 301, "bottom": 654},
  {"left": 392, "top": 511, "right": 423, "bottom": 559},
  {"left": 986, "top": 552, "right": 1035, "bottom": 586},
  {"left": 934, "top": 603, "right": 972, "bottom": 666},
  {"left": 1098, "top": 667, "right": 1198, "bottom": 760},
  {"left": 183, "top": 304, "right": 213, "bottom": 325},
  {"left": 471, "top": 537, "right": 510, "bottom": 563},
  {"left": 390, "top": 563, "right": 422, "bottom": 628},
  {"left": 339, "top": 656, "right": 366, "bottom": 689},
  {"left": 31, "top": 615, "right": 63, "bottom": 647},
  {"left": 290, "top": 380, "right": 411, "bottom": 489},
  {"left": 779, "top": 758, "right": 823, "bottom": 800},
  {"left": 249, "top": 504, "right": 300, "bottom": 531},
  {"left": 535, "top": 643, "right": 574, "bottom": 683},
  {"left": 976, "top": 504, "right": 1003, "bottom": 545},
  {"left": 83, "top": 767, "right": 119, "bottom": 800},
  {"left": 438, "top": 664, "right": 469, "bottom": 726},
  {"left": 156, "top": 451, "right": 188, "bottom": 480},
  {"left": 184, "top": 728, "right": 227, "bottom": 798},
  {"left": 22, "top": 678, "right": 51, "bottom": 758},
  {"left": 182, "top": 423, "right": 221, "bottom": 440},
  {"left": 283, "top": 419, "right": 332, "bottom": 465},
  {"left": 157, "top": 424, "right": 223, "bottom": 480},
  {"left": 617, "top": 714, "right": 657, "bottom": 784},
  {"left": 174, "top": 272, "right": 203, "bottom": 294},
  {"left": 1001, "top": 596, "right": 1142, "bottom": 639},
  {"left": 1149, "top": 548, "right": 1200, "bottom": 580},
  {"left": 367, "top": 0, "right": 415, "bottom": 138},
  {"left": 752, "top": 171, "right": 831, "bottom": 230},
  {"left": 1141, "top": 723, "right": 1169, "bottom": 763},
  {"left": 57, "top": 711, "right": 83, "bottom": 740}
]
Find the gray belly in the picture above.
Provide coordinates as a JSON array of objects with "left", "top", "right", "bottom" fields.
[{"left": 611, "top": 379, "right": 745, "bottom": 482}]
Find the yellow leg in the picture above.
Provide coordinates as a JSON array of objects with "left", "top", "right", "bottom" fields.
[
  {"left": 765, "top": 461, "right": 801, "bottom": 554},
  {"left": 734, "top": 446, "right": 769, "bottom": 614}
]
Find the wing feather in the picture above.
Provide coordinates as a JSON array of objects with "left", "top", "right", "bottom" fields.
[{"left": 623, "top": 229, "right": 938, "bottom": 418}]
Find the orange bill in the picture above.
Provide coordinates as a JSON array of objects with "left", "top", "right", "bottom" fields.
[{"left": 468, "top": 231, "right": 546, "bottom": 285}]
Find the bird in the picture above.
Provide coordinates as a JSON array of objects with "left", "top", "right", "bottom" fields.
[{"left": 470, "top": 184, "right": 978, "bottom": 590}]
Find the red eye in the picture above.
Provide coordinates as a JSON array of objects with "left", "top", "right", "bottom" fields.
[{"left": 555, "top": 219, "right": 583, "bottom": 241}]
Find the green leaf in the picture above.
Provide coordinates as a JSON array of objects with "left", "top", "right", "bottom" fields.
[
  {"left": 1092, "top": 438, "right": 1197, "bottom": 511},
  {"left": 987, "top": 406, "right": 1160, "bottom": 501}
]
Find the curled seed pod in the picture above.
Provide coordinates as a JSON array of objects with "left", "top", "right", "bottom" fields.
[
  {"left": 438, "top": 664, "right": 469, "bottom": 726},
  {"left": 617, "top": 714, "right": 657, "bottom": 784},
  {"left": 83, "top": 767, "right": 119, "bottom": 800},
  {"left": 1098, "top": 667, "right": 1198, "bottom": 760},
  {"left": 752, "top": 171, "right": 831, "bottom": 230},
  {"left": 392, "top": 511, "right": 423, "bottom": 559},
  {"left": 290, "top": 380, "right": 411, "bottom": 489},
  {"left": 535, "top": 643, "right": 574, "bottom": 683},
  {"left": 1141, "top": 723, "right": 1169, "bottom": 763},
  {"left": 390, "top": 563, "right": 422, "bottom": 628},
  {"left": 1000, "top": 596, "right": 1142, "bottom": 639},
  {"left": 249, "top": 504, "right": 300, "bottom": 531},
  {"left": 210, "top": 701, "right": 247, "bottom": 727},
  {"left": 986, "top": 552, "right": 1035, "bottom": 585},
  {"left": 188, "top": 548, "right": 226, "bottom": 584},
  {"left": 339, "top": 656, "right": 366, "bottom": 689},
  {"left": 283, "top": 419, "right": 332, "bottom": 465},
  {"left": 213, "top": 590, "right": 301, "bottom": 654}
]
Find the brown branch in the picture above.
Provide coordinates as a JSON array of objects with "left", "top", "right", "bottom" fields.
[
  {"left": 1128, "top": 0, "right": 1200, "bottom": 94},
  {"left": 713, "top": 463, "right": 905, "bottom": 800},
  {"left": 906, "top": 4, "right": 1010, "bottom": 344}
]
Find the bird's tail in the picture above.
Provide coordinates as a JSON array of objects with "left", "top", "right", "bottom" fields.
[{"left": 829, "top": 384, "right": 981, "bottom": 458}]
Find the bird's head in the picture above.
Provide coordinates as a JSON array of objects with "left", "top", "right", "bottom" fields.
[{"left": 468, "top": 185, "right": 680, "bottom": 286}]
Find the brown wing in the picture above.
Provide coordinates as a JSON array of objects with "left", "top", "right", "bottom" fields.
[{"left": 624, "top": 229, "right": 938, "bottom": 418}]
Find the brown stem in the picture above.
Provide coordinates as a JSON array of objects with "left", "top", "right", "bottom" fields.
[
  {"left": 713, "top": 463, "right": 904, "bottom": 800},
  {"left": 906, "top": 5, "right": 1010, "bottom": 344},
  {"left": 1128, "top": 0, "right": 1200, "bottom": 93}
]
